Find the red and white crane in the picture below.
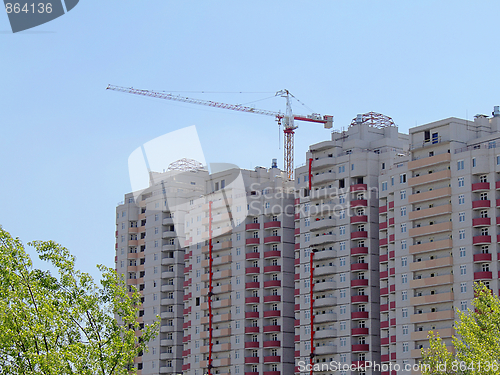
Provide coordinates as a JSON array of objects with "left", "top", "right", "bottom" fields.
[{"left": 107, "top": 84, "right": 333, "bottom": 180}]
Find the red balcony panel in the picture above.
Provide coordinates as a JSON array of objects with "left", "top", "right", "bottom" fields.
[
  {"left": 380, "top": 287, "right": 388, "bottom": 295},
  {"left": 264, "top": 265, "right": 281, "bottom": 273},
  {"left": 246, "top": 223, "right": 261, "bottom": 231},
  {"left": 474, "top": 253, "right": 492, "bottom": 262},
  {"left": 245, "top": 311, "right": 259, "bottom": 319},
  {"left": 496, "top": 181, "right": 500, "bottom": 190},
  {"left": 351, "top": 199, "right": 368, "bottom": 207},
  {"left": 498, "top": 235, "right": 500, "bottom": 243},
  {"left": 264, "top": 295, "right": 281, "bottom": 303},
  {"left": 352, "top": 361, "right": 370, "bottom": 368},
  {"left": 264, "top": 280, "right": 281, "bottom": 288},
  {"left": 246, "top": 282, "right": 260, "bottom": 289},
  {"left": 246, "top": 267, "right": 260, "bottom": 274},
  {"left": 379, "top": 221, "right": 388, "bottom": 230},
  {"left": 182, "top": 349, "right": 190, "bottom": 356},
  {"left": 390, "top": 318, "right": 396, "bottom": 326},
  {"left": 351, "top": 327, "right": 369, "bottom": 335},
  {"left": 182, "top": 364, "right": 190, "bottom": 371},
  {"left": 388, "top": 217, "right": 395, "bottom": 226},
  {"left": 295, "top": 198, "right": 300, "bottom": 205},
  {"left": 295, "top": 319, "right": 300, "bottom": 326},
  {"left": 295, "top": 243, "right": 300, "bottom": 250},
  {"left": 295, "top": 258, "right": 300, "bottom": 265},
  {"left": 381, "top": 337, "right": 390, "bottom": 345},
  {"left": 294, "top": 228, "right": 300, "bottom": 235},
  {"left": 263, "top": 325, "right": 281, "bottom": 333},
  {"left": 245, "top": 341, "right": 259, "bottom": 348},
  {"left": 246, "top": 238, "right": 260, "bottom": 245},
  {"left": 389, "top": 267, "right": 395, "bottom": 276},
  {"left": 351, "top": 230, "right": 368, "bottom": 240},
  {"left": 390, "top": 284, "right": 396, "bottom": 293},
  {"left": 183, "top": 321, "right": 191, "bottom": 329},
  {"left": 379, "top": 205, "right": 388, "bottom": 214},
  {"left": 183, "top": 279, "right": 192, "bottom": 287},
  {"left": 351, "top": 311, "right": 369, "bottom": 319},
  {"left": 473, "top": 235, "right": 491, "bottom": 245},
  {"left": 351, "top": 295, "right": 369, "bottom": 303},
  {"left": 380, "top": 271, "right": 388, "bottom": 279},
  {"left": 295, "top": 350, "right": 301, "bottom": 357},
  {"left": 472, "top": 182, "right": 490, "bottom": 191},
  {"left": 391, "top": 353, "right": 397, "bottom": 360},
  {"left": 264, "top": 372, "right": 281, "bottom": 375},
  {"left": 351, "top": 263, "right": 369, "bottom": 271},
  {"left": 381, "top": 354, "right": 390, "bottom": 362},
  {"left": 473, "top": 200, "right": 491, "bottom": 209},
  {"left": 388, "top": 201, "right": 394, "bottom": 209},
  {"left": 474, "top": 271, "right": 493, "bottom": 280},
  {"left": 264, "top": 250, "right": 281, "bottom": 258},
  {"left": 294, "top": 304, "right": 300, "bottom": 311},
  {"left": 245, "top": 357, "right": 260, "bottom": 364},
  {"left": 380, "top": 320, "right": 389, "bottom": 329},
  {"left": 294, "top": 335, "right": 300, "bottom": 342},
  {"left": 380, "top": 254, "right": 388, "bottom": 262},
  {"left": 390, "top": 335, "right": 397, "bottom": 343},
  {"left": 381, "top": 304, "right": 389, "bottom": 312},
  {"left": 351, "top": 246, "right": 369, "bottom": 255},
  {"left": 264, "top": 355, "right": 281, "bottom": 363},
  {"left": 351, "top": 215, "right": 368, "bottom": 224},
  {"left": 352, "top": 344, "right": 369, "bottom": 352},
  {"left": 184, "top": 253, "right": 190, "bottom": 260},
  {"left": 264, "top": 310, "right": 281, "bottom": 318},
  {"left": 295, "top": 213, "right": 300, "bottom": 220},
  {"left": 294, "top": 274, "right": 300, "bottom": 280},
  {"left": 245, "top": 297, "right": 260, "bottom": 304},
  {"left": 473, "top": 217, "right": 491, "bottom": 227},
  {"left": 379, "top": 238, "right": 388, "bottom": 246},
  {"left": 390, "top": 301, "right": 396, "bottom": 309},
  {"left": 264, "top": 236, "right": 281, "bottom": 244},
  {"left": 183, "top": 307, "right": 191, "bottom": 315},
  {"left": 389, "top": 234, "right": 395, "bottom": 243},
  {"left": 351, "top": 279, "right": 369, "bottom": 287},
  {"left": 182, "top": 334, "right": 191, "bottom": 342},
  {"left": 245, "top": 327, "right": 260, "bottom": 334},
  {"left": 265, "top": 221, "right": 281, "bottom": 229},
  {"left": 294, "top": 289, "right": 300, "bottom": 295},
  {"left": 350, "top": 183, "right": 367, "bottom": 192},
  {"left": 263, "top": 340, "right": 281, "bottom": 348},
  {"left": 389, "top": 250, "right": 395, "bottom": 259}
]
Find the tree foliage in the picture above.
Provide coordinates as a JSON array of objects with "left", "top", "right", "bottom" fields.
[
  {"left": 421, "top": 282, "right": 500, "bottom": 375},
  {"left": 0, "top": 227, "right": 159, "bottom": 375}
]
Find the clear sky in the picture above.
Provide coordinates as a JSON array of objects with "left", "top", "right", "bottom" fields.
[{"left": 2, "top": 1, "right": 500, "bottom": 278}]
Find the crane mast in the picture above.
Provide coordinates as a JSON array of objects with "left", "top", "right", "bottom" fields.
[{"left": 107, "top": 84, "right": 333, "bottom": 180}]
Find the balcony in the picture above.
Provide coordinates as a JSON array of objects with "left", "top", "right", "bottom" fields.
[
  {"left": 381, "top": 304, "right": 388, "bottom": 312},
  {"left": 245, "top": 357, "right": 260, "bottom": 364},
  {"left": 351, "top": 231, "right": 368, "bottom": 240},
  {"left": 264, "top": 236, "right": 281, "bottom": 244},
  {"left": 351, "top": 246, "right": 368, "bottom": 255},
  {"left": 380, "top": 287, "right": 388, "bottom": 295},
  {"left": 264, "top": 250, "right": 281, "bottom": 259},
  {"left": 409, "top": 187, "right": 451, "bottom": 204},
  {"left": 264, "top": 265, "right": 281, "bottom": 273},
  {"left": 379, "top": 205, "right": 387, "bottom": 214},
  {"left": 474, "top": 271, "right": 493, "bottom": 280},
  {"left": 350, "top": 183, "right": 368, "bottom": 192},
  {"left": 410, "top": 291, "right": 454, "bottom": 306},
  {"left": 246, "top": 252, "right": 260, "bottom": 260},
  {"left": 408, "top": 152, "right": 451, "bottom": 170},
  {"left": 409, "top": 256, "right": 453, "bottom": 272},
  {"left": 245, "top": 267, "right": 260, "bottom": 274},
  {"left": 351, "top": 327, "right": 369, "bottom": 336},
  {"left": 310, "top": 217, "right": 336, "bottom": 231},
  {"left": 263, "top": 340, "right": 281, "bottom": 348},
  {"left": 244, "top": 327, "right": 260, "bottom": 334},
  {"left": 351, "top": 215, "right": 368, "bottom": 224},
  {"left": 380, "top": 271, "right": 388, "bottom": 279},
  {"left": 246, "top": 282, "right": 260, "bottom": 289},
  {"left": 388, "top": 218, "right": 394, "bottom": 226},
  {"left": 264, "top": 295, "right": 281, "bottom": 303},
  {"left": 311, "top": 234, "right": 336, "bottom": 245},
  {"left": 245, "top": 297, "right": 260, "bottom": 304},
  {"left": 379, "top": 221, "right": 388, "bottom": 230},
  {"left": 244, "top": 341, "right": 259, "bottom": 348},
  {"left": 351, "top": 311, "right": 369, "bottom": 320},
  {"left": 263, "top": 325, "right": 281, "bottom": 333},
  {"left": 410, "top": 274, "right": 453, "bottom": 289},
  {"left": 412, "top": 327, "right": 454, "bottom": 341},
  {"left": 381, "top": 337, "right": 389, "bottom": 345},
  {"left": 351, "top": 199, "right": 368, "bottom": 208},
  {"left": 472, "top": 182, "right": 490, "bottom": 192},
  {"left": 411, "top": 310, "right": 454, "bottom": 323},
  {"left": 263, "top": 310, "right": 281, "bottom": 318},
  {"left": 409, "top": 222, "right": 452, "bottom": 237},
  {"left": 351, "top": 295, "right": 369, "bottom": 304},
  {"left": 473, "top": 217, "right": 491, "bottom": 227},
  {"left": 351, "top": 279, "right": 369, "bottom": 287},
  {"left": 263, "top": 356, "right": 281, "bottom": 363},
  {"left": 474, "top": 253, "right": 492, "bottom": 262},
  {"left": 352, "top": 344, "right": 369, "bottom": 352},
  {"left": 409, "top": 239, "right": 453, "bottom": 254},
  {"left": 473, "top": 235, "right": 491, "bottom": 245},
  {"left": 246, "top": 238, "right": 260, "bottom": 245},
  {"left": 379, "top": 238, "right": 388, "bottom": 246},
  {"left": 351, "top": 263, "right": 369, "bottom": 271},
  {"left": 246, "top": 223, "right": 260, "bottom": 231},
  {"left": 264, "top": 280, "right": 281, "bottom": 288},
  {"left": 245, "top": 312, "right": 259, "bottom": 319},
  {"left": 408, "top": 169, "right": 451, "bottom": 187},
  {"left": 472, "top": 200, "right": 491, "bottom": 209},
  {"left": 409, "top": 204, "right": 452, "bottom": 220}
]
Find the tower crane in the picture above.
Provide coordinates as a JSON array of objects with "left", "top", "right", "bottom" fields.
[{"left": 107, "top": 84, "right": 333, "bottom": 180}]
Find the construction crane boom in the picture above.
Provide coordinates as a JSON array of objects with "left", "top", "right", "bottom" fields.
[{"left": 107, "top": 84, "right": 333, "bottom": 180}]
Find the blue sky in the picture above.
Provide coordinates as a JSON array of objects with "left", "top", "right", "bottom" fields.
[{"left": 2, "top": 1, "right": 500, "bottom": 278}]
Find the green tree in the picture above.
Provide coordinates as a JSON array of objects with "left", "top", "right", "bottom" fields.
[
  {"left": 0, "top": 227, "right": 159, "bottom": 375},
  {"left": 421, "top": 282, "right": 500, "bottom": 375}
]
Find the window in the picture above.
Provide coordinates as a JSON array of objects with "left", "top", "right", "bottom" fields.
[
  {"left": 236, "top": 233, "right": 241, "bottom": 241},
  {"left": 480, "top": 192, "right": 488, "bottom": 201},
  {"left": 497, "top": 155, "right": 500, "bottom": 165},
  {"left": 339, "top": 210, "right": 346, "bottom": 219},
  {"left": 481, "top": 228, "right": 489, "bottom": 236},
  {"left": 304, "top": 233, "right": 310, "bottom": 243},
  {"left": 340, "top": 337, "right": 346, "bottom": 347},
  {"left": 460, "top": 247, "right": 466, "bottom": 257},
  {"left": 382, "top": 182, "right": 388, "bottom": 191},
  {"left": 403, "top": 325, "right": 408, "bottom": 335},
  {"left": 236, "top": 262, "right": 240, "bottom": 270},
  {"left": 402, "top": 274, "right": 407, "bottom": 284},
  {"left": 401, "top": 257, "right": 407, "bottom": 267},
  {"left": 403, "top": 342, "right": 409, "bottom": 353},
  {"left": 401, "top": 240, "right": 407, "bottom": 250},
  {"left": 460, "top": 265, "right": 466, "bottom": 275},
  {"left": 461, "top": 301, "right": 467, "bottom": 311},
  {"left": 402, "top": 308, "right": 408, "bottom": 318},
  {"left": 480, "top": 210, "right": 488, "bottom": 218},
  {"left": 340, "top": 305, "right": 346, "bottom": 314},
  {"left": 457, "top": 160, "right": 464, "bottom": 170},
  {"left": 472, "top": 158, "right": 476, "bottom": 168},
  {"left": 339, "top": 226, "right": 346, "bottom": 235},
  {"left": 154, "top": 214, "right": 159, "bottom": 221},
  {"left": 339, "top": 194, "right": 345, "bottom": 204},
  {"left": 339, "top": 241, "right": 346, "bottom": 251},
  {"left": 340, "top": 273, "right": 346, "bottom": 282},
  {"left": 340, "top": 257, "right": 346, "bottom": 266},
  {"left": 304, "top": 217, "right": 310, "bottom": 227},
  {"left": 459, "top": 194, "right": 465, "bottom": 204},
  {"left": 339, "top": 165, "right": 345, "bottom": 173},
  {"left": 458, "top": 177, "right": 464, "bottom": 187},
  {"left": 381, "top": 162, "right": 385, "bottom": 170},
  {"left": 460, "top": 282, "right": 467, "bottom": 293},
  {"left": 401, "top": 223, "right": 406, "bottom": 233},
  {"left": 459, "top": 212, "right": 465, "bottom": 222},
  {"left": 400, "top": 173, "right": 407, "bottom": 183},
  {"left": 401, "top": 206, "right": 406, "bottom": 216},
  {"left": 340, "top": 289, "right": 346, "bottom": 298},
  {"left": 459, "top": 229, "right": 465, "bottom": 240},
  {"left": 402, "top": 291, "right": 407, "bottom": 301},
  {"left": 480, "top": 175, "right": 488, "bottom": 183},
  {"left": 351, "top": 164, "right": 354, "bottom": 171}
]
